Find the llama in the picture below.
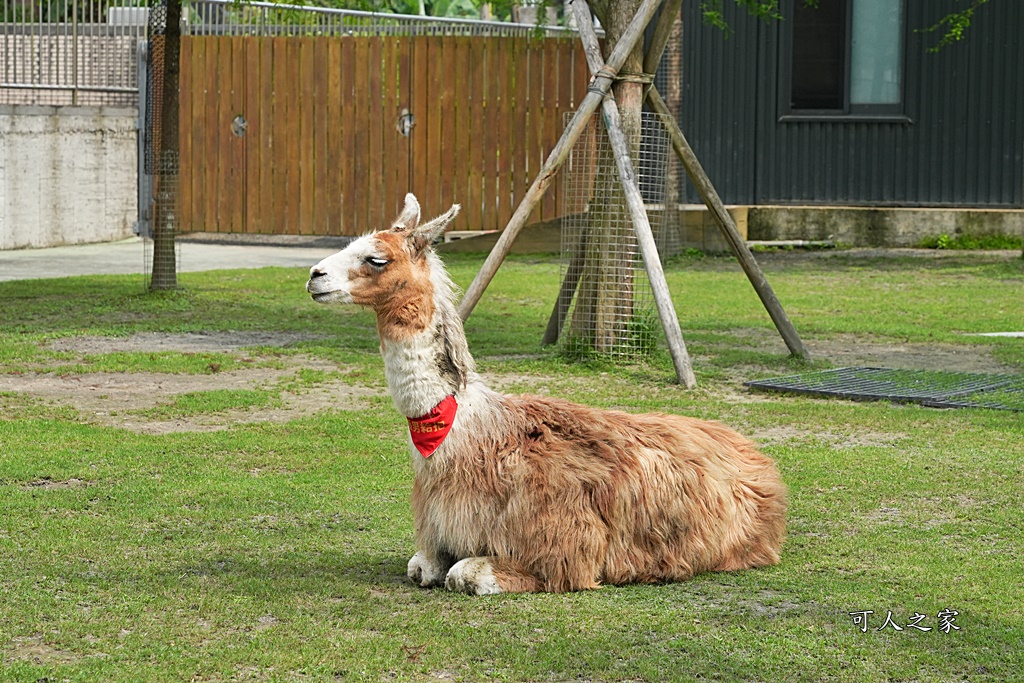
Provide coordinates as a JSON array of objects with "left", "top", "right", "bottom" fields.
[{"left": 306, "top": 194, "right": 787, "bottom": 594}]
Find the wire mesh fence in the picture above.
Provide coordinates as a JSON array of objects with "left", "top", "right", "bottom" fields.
[
  {"left": 142, "top": 193, "right": 181, "bottom": 289},
  {"left": 557, "top": 110, "right": 672, "bottom": 360}
]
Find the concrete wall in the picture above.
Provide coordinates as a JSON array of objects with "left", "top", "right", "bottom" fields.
[
  {"left": 0, "top": 105, "right": 137, "bottom": 250},
  {"left": 748, "top": 207, "right": 1024, "bottom": 248}
]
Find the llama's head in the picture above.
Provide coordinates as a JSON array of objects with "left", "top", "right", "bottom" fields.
[{"left": 306, "top": 194, "right": 461, "bottom": 336}]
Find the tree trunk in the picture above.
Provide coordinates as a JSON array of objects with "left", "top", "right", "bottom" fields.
[
  {"left": 569, "top": 0, "right": 646, "bottom": 353},
  {"left": 150, "top": 0, "right": 181, "bottom": 291}
]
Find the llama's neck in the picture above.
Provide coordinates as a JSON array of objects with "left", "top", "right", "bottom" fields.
[{"left": 379, "top": 256, "right": 478, "bottom": 418}]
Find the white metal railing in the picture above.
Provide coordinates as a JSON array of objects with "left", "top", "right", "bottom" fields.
[
  {"left": 2, "top": 0, "right": 578, "bottom": 107},
  {"left": 187, "top": 0, "right": 576, "bottom": 37}
]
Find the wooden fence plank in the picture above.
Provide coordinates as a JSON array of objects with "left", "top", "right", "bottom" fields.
[
  {"left": 242, "top": 37, "right": 260, "bottom": 233},
  {"left": 411, "top": 37, "right": 429, "bottom": 220},
  {"left": 395, "top": 37, "right": 409, "bottom": 222},
  {"left": 455, "top": 37, "right": 472, "bottom": 231},
  {"left": 312, "top": 37, "right": 329, "bottom": 235},
  {"left": 227, "top": 35, "right": 245, "bottom": 232},
  {"left": 326, "top": 38, "right": 342, "bottom": 235},
  {"left": 367, "top": 37, "right": 384, "bottom": 229},
  {"left": 438, "top": 36, "right": 456, "bottom": 227},
  {"left": 352, "top": 39, "right": 370, "bottom": 232},
  {"left": 512, "top": 36, "right": 530, "bottom": 225},
  {"left": 298, "top": 38, "right": 315, "bottom": 234},
  {"left": 271, "top": 37, "right": 289, "bottom": 235},
  {"left": 464, "top": 37, "right": 484, "bottom": 231},
  {"left": 187, "top": 37, "right": 205, "bottom": 232},
  {"left": 479, "top": 40, "right": 497, "bottom": 231},
  {"left": 573, "top": 42, "right": 589, "bottom": 109},
  {"left": 395, "top": 37, "right": 411, "bottom": 211},
  {"left": 215, "top": 37, "right": 233, "bottom": 232},
  {"left": 203, "top": 37, "right": 220, "bottom": 231},
  {"left": 493, "top": 39, "right": 512, "bottom": 227},
  {"left": 178, "top": 36, "right": 192, "bottom": 231},
  {"left": 423, "top": 37, "right": 444, "bottom": 219},
  {"left": 380, "top": 36, "right": 397, "bottom": 223},
  {"left": 340, "top": 38, "right": 355, "bottom": 235},
  {"left": 284, "top": 39, "right": 301, "bottom": 235},
  {"left": 258, "top": 37, "right": 274, "bottom": 234}
]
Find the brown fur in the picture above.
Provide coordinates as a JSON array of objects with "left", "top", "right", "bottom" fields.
[{"left": 411, "top": 392, "right": 787, "bottom": 592}]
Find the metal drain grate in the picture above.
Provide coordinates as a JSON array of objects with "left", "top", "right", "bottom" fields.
[{"left": 745, "top": 367, "right": 1024, "bottom": 411}]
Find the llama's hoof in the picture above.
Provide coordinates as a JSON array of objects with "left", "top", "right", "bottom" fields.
[
  {"left": 444, "top": 557, "right": 503, "bottom": 595},
  {"left": 407, "top": 551, "right": 447, "bottom": 587}
]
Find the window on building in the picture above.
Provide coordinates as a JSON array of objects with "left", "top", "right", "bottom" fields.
[{"left": 783, "top": 0, "right": 905, "bottom": 117}]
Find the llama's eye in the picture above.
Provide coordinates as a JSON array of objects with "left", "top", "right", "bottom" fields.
[{"left": 365, "top": 256, "right": 390, "bottom": 269}]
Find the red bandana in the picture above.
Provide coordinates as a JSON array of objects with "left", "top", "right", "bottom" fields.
[{"left": 407, "top": 395, "right": 458, "bottom": 458}]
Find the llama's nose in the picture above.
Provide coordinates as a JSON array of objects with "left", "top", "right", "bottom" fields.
[{"left": 309, "top": 267, "right": 326, "bottom": 280}]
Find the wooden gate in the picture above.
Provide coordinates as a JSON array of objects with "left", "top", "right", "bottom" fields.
[{"left": 178, "top": 35, "right": 587, "bottom": 236}]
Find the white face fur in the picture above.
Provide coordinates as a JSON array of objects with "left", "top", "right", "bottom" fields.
[
  {"left": 305, "top": 192, "right": 423, "bottom": 305},
  {"left": 305, "top": 233, "right": 387, "bottom": 305}
]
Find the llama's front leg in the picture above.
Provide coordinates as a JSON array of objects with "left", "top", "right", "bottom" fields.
[
  {"left": 407, "top": 551, "right": 452, "bottom": 588},
  {"left": 444, "top": 557, "right": 542, "bottom": 595}
]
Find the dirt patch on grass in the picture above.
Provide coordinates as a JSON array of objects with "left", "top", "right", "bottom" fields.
[
  {"left": 20, "top": 477, "right": 94, "bottom": 490},
  {"left": 6, "top": 635, "right": 82, "bottom": 665},
  {"left": 0, "top": 359, "right": 383, "bottom": 434},
  {"left": 749, "top": 425, "right": 907, "bottom": 449},
  {"left": 731, "top": 327, "right": 1016, "bottom": 374},
  {"left": 809, "top": 336, "right": 1015, "bottom": 374},
  {"left": 47, "top": 331, "right": 325, "bottom": 354},
  {"left": 20, "top": 331, "right": 374, "bottom": 434},
  {"left": 861, "top": 494, "right": 984, "bottom": 530}
]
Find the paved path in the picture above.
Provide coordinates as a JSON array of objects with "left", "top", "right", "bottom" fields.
[{"left": 0, "top": 238, "right": 341, "bottom": 282}]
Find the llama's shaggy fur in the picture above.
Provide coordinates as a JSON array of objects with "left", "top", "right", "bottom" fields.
[{"left": 307, "top": 194, "right": 787, "bottom": 594}]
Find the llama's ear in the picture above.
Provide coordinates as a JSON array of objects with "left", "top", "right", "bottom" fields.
[
  {"left": 392, "top": 193, "right": 421, "bottom": 233},
  {"left": 409, "top": 204, "right": 460, "bottom": 254}
]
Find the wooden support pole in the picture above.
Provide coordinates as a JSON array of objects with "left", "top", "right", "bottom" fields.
[
  {"left": 642, "top": 0, "right": 683, "bottom": 76},
  {"left": 647, "top": 86, "right": 811, "bottom": 359},
  {"left": 571, "top": 0, "right": 696, "bottom": 387},
  {"left": 457, "top": 0, "right": 664, "bottom": 321}
]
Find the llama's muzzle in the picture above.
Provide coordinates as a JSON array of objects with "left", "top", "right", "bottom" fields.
[{"left": 306, "top": 269, "right": 342, "bottom": 303}]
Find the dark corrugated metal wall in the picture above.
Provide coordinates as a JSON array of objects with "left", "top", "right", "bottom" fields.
[{"left": 675, "top": 1, "right": 1024, "bottom": 207}]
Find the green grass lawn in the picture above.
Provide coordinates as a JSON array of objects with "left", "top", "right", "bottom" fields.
[{"left": 0, "top": 250, "right": 1022, "bottom": 682}]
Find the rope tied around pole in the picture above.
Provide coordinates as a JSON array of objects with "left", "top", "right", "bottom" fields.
[
  {"left": 615, "top": 71, "right": 655, "bottom": 84},
  {"left": 588, "top": 68, "right": 654, "bottom": 96},
  {"left": 616, "top": 71, "right": 656, "bottom": 100},
  {"left": 587, "top": 64, "right": 619, "bottom": 95}
]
